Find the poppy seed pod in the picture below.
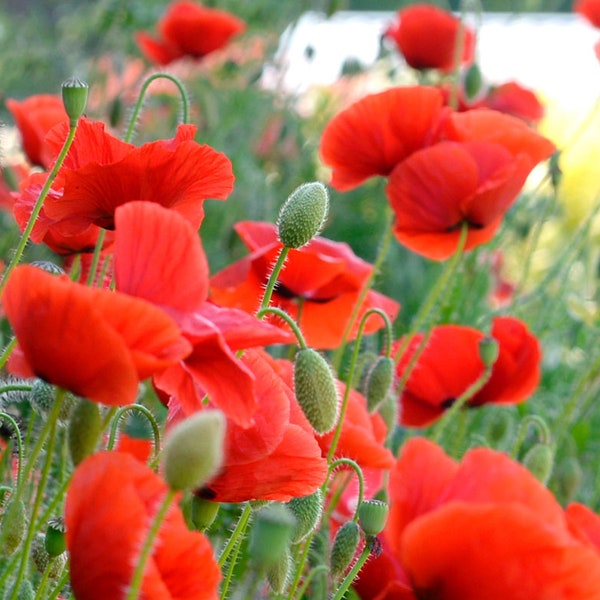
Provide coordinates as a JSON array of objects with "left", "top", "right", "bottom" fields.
[
  {"left": 330, "top": 521, "right": 361, "bottom": 580},
  {"left": 61, "top": 77, "right": 89, "bottom": 125},
  {"left": 358, "top": 499, "right": 389, "bottom": 536},
  {"left": 163, "top": 410, "right": 226, "bottom": 491},
  {"left": 277, "top": 182, "right": 329, "bottom": 249},
  {"left": 294, "top": 348, "right": 339, "bottom": 434},
  {"left": 45, "top": 518, "right": 66, "bottom": 557}
]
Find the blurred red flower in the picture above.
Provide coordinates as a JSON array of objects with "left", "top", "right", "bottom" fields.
[
  {"left": 576, "top": 0, "right": 600, "bottom": 28},
  {"left": 355, "top": 438, "right": 600, "bottom": 600},
  {"left": 2, "top": 265, "right": 191, "bottom": 406},
  {"left": 66, "top": 451, "right": 220, "bottom": 600},
  {"left": 210, "top": 221, "right": 399, "bottom": 350},
  {"left": 5, "top": 94, "right": 68, "bottom": 168},
  {"left": 392, "top": 316, "right": 540, "bottom": 427},
  {"left": 136, "top": 1, "right": 246, "bottom": 66},
  {"left": 319, "top": 86, "right": 447, "bottom": 191},
  {"left": 384, "top": 4, "right": 476, "bottom": 73}
]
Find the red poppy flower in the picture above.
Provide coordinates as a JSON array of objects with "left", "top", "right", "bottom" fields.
[
  {"left": 6, "top": 94, "right": 68, "bottom": 168},
  {"left": 384, "top": 4, "right": 476, "bottom": 73},
  {"left": 566, "top": 503, "right": 600, "bottom": 552},
  {"left": 479, "top": 82, "right": 545, "bottom": 123},
  {"left": 114, "top": 202, "right": 291, "bottom": 427},
  {"left": 393, "top": 316, "right": 540, "bottom": 427},
  {"left": 576, "top": 0, "right": 600, "bottom": 28},
  {"left": 184, "top": 350, "right": 328, "bottom": 503},
  {"left": 136, "top": 1, "right": 246, "bottom": 66},
  {"left": 319, "top": 86, "right": 447, "bottom": 191},
  {"left": 2, "top": 265, "right": 191, "bottom": 406},
  {"left": 355, "top": 438, "right": 600, "bottom": 600},
  {"left": 210, "top": 221, "right": 399, "bottom": 349},
  {"left": 66, "top": 451, "right": 220, "bottom": 600}
]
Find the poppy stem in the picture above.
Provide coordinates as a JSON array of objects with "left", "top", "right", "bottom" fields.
[
  {"left": 85, "top": 229, "right": 107, "bottom": 286},
  {"left": 125, "top": 487, "right": 177, "bottom": 600},
  {"left": 257, "top": 307, "right": 307, "bottom": 348},
  {"left": 0, "top": 412, "right": 24, "bottom": 490},
  {"left": 0, "top": 122, "right": 79, "bottom": 296},
  {"left": 512, "top": 414, "right": 552, "bottom": 458},
  {"left": 331, "top": 544, "right": 371, "bottom": 600},
  {"left": 219, "top": 503, "right": 253, "bottom": 599},
  {"left": 259, "top": 246, "right": 290, "bottom": 313},
  {"left": 326, "top": 458, "right": 365, "bottom": 522},
  {"left": 107, "top": 404, "right": 161, "bottom": 464}
]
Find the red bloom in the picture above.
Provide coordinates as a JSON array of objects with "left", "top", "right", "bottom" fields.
[
  {"left": 2, "top": 265, "right": 191, "bottom": 406},
  {"left": 210, "top": 221, "right": 399, "bottom": 349},
  {"left": 355, "top": 438, "right": 600, "bottom": 600},
  {"left": 66, "top": 451, "right": 220, "bottom": 599},
  {"left": 393, "top": 316, "right": 540, "bottom": 427},
  {"left": 319, "top": 86, "right": 447, "bottom": 191},
  {"left": 6, "top": 94, "right": 68, "bottom": 168},
  {"left": 384, "top": 4, "right": 476, "bottom": 73},
  {"left": 479, "top": 82, "right": 545, "bottom": 124},
  {"left": 136, "top": 1, "right": 246, "bottom": 66},
  {"left": 576, "top": 0, "right": 600, "bottom": 28}
]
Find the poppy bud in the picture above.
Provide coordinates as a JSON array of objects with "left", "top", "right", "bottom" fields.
[
  {"left": 487, "top": 410, "right": 513, "bottom": 446},
  {"left": 162, "top": 410, "right": 226, "bottom": 491},
  {"left": 363, "top": 356, "right": 395, "bottom": 412},
  {"left": 377, "top": 393, "right": 398, "bottom": 434},
  {"left": 45, "top": 517, "right": 66, "bottom": 557},
  {"left": 61, "top": 77, "right": 89, "bottom": 125},
  {"left": 1, "top": 499, "right": 27, "bottom": 555},
  {"left": 266, "top": 547, "right": 291, "bottom": 594},
  {"left": 287, "top": 489, "right": 323, "bottom": 544},
  {"left": 248, "top": 503, "right": 296, "bottom": 570},
  {"left": 462, "top": 63, "right": 485, "bottom": 101},
  {"left": 478, "top": 336, "right": 499, "bottom": 368},
  {"left": 189, "top": 496, "right": 220, "bottom": 532},
  {"left": 68, "top": 398, "right": 101, "bottom": 466},
  {"left": 358, "top": 499, "right": 389, "bottom": 536},
  {"left": 557, "top": 456, "right": 583, "bottom": 504},
  {"left": 277, "top": 182, "right": 329, "bottom": 249},
  {"left": 523, "top": 443, "right": 554, "bottom": 486},
  {"left": 330, "top": 521, "right": 360, "bottom": 580},
  {"left": 294, "top": 348, "right": 339, "bottom": 434},
  {"left": 30, "top": 380, "right": 75, "bottom": 424}
]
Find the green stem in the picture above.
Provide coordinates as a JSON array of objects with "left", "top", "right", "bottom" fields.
[
  {"left": 47, "top": 568, "right": 70, "bottom": 600},
  {"left": 0, "top": 122, "right": 79, "bottom": 295},
  {"left": 0, "top": 338, "right": 17, "bottom": 370},
  {"left": 85, "top": 229, "right": 107, "bottom": 286},
  {"left": 325, "top": 459, "right": 365, "bottom": 523},
  {"left": 259, "top": 246, "right": 290, "bottom": 313},
  {"left": 107, "top": 404, "right": 161, "bottom": 463},
  {"left": 0, "top": 413, "right": 24, "bottom": 489},
  {"left": 331, "top": 544, "right": 371, "bottom": 600},
  {"left": 512, "top": 414, "right": 552, "bottom": 458},
  {"left": 126, "top": 488, "right": 177, "bottom": 600},
  {"left": 257, "top": 307, "right": 306, "bottom": 348}
]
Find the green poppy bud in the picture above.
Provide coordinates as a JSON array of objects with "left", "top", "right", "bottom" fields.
[
  {"left": 463, "top": 63, "right": 485, "bottom": 101},
  {"left": 277, "top": 182, "right": 329, "bottom": 249},
  {"left": 248, "top": 503, "right": 296, "bottom": 570},
  {"left": 68, "top": 398, "right": 101, "bottom": 466},
  {"left": 266, "top": 547, "right": 291, "bottom": 594},
  {"left": 557, "top": 456, "right": 583, "bottom": 504},
  {"left": 358, "top": 499, "right": 389, "bottom": 536},
  {"left": 478, "top": 336, "right": 499, "bottom": 368},
  {"left": 287, "top": 489, "right": 323, "bottom": 544},
  {"left": 294, "top": 348, "right": 339, "bottom": 434},
  {"left": 363, "top": 356, "right": 395, "bottom": 413},
  {"left": 62, "top": 77, "right": 89, "bottom": 125},
  {"left": 523, "top": 443, "right": 554, "bottom": 486},
  {"left": 162, "top": 410, "right": 226, "bottom": 491},
  {"left": 330, "top": 521, "right": 360, "bottom": 580},
  {"left": 1, "top": 499, "right": 27, "bottom": 555},
  {"left": 189, "top": 496, "right": 220, "bottom": 532}
]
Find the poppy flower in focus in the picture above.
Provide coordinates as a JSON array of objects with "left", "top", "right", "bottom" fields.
[
  {"left": 354, "top": 438, "right": 600, "bottom": 600},
  {"left": 2, "top": 265, "right": 191, "bottom": 406},
  {"left": 576, "top": 0, "right": 600, "bottom": 28},
  {"left": 392, "top": 316, "right": 540, "bottom": 427},
  {"left": 114, "top": 202, "right": 292, "bottom": 427},
  {"left": 319, "top": 86, "right": 447, "bottom": 191},
  {"left": 209, "top": 221, "right": 399, "bottom": 350},
  {"left": 6, "top": 94, "right": 68, "bottom": 168},
  {"left": 66, "top": 451, "right": 220, "bottom": 600},
  {"left": 136, "top": 1, "right": 246, "bottom": 66},
  {"left": 384, "top": 4, "right": 476, "bottom": 73}
]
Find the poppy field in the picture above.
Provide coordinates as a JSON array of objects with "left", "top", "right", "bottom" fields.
[{"left": 1, "top": 0, "right": 600, "bottom": 598}]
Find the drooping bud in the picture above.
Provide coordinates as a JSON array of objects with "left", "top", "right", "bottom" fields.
[
  {"left": 478, "top": 336, "right": 499, "bottom": 368},
  {"left": 1, "top": 499, "right": 27, "bottom": 555},
  {"left": 287, "top": 489, "right": 323, "bottom": 544},
  {"left": 248, "top": 503, "right": 296, "bottom": 570},
  {"left": 266, "top": 547, "right": 291, "bottom": 594},
  {"left": 523, "top": 443, "right": 554, "bottom": 486},
  {"left": 377, "top": 393, "right": 398, "bottom": 434},
  {"left": 61, "top": 77, "right": 89, "bottom": 125},
  {"left": 68, "top": 398, "right": 101, "bottom": 466},
  {"left": 487, "top": 410, "right": 513, "bottom": 446},
  {"left": 162, "top": 410, "right": 226, "bottom": 491},
  {"left": 358, "top": 500, "right": 389, "bottom": 536},
  {"left": 277, "top": 182, "right": 329, "bottom": 249},
  {"left": 30, "top": 380, "right": 75, "bottom": 424},
  {"left": 189, "top": 496, "right": 220, "bottom": 532},
  {"left": 45, "top": 518, "right": 66, "bottom": 557},
  {"left": 557, "top": 456, "right": 583, "bottom": 504},
  {"left": 330, "top": 521, "right": 360, "bottom": 580},
  {"left": 462, "top": 63, "right": 485, "bottom": 101},
  {"left": 363, "top": 356, "right": 395, "bottom": 413},
  {"left": 294, "top": 348, "right": 339, "bottom": 434}
]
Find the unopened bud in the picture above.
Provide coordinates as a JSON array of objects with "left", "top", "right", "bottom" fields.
[
  {"left": 68, "top": 398, "right": 101, "bottom": 466},
  {"left": 189, "top": 496, "right": 220, "bottom": 532},
  {"left": 278, "top": 182, "right": 329, "bottom": 249},
  {"left": 162, "top": 410, "right": 226, "bottom": 491},
  {"left": 377, "top": 393, "right": 399, "bottom": 434},
  {"left": 31, "top": 380, "right": 75, "bottom": 424},
  {"left": 62, "top": 77, "right": 89, "bottom": 125},
  {"left": 287, "top": 489, "right": 323, "bottom": 544},
  {"left": 266, "top": 547, "right": 291, "bottom": 594},
  {"left": 45, "top": 518, "right": 66, "bottom": 557},
  {"left": 364, "top": 356, "right": 394, "bottom": 412},
  {"left": 462, "top": 63, "right": 485, "bottom": 101},
  {"left": 478, "top": 336, "right": 499, "bottom": 368},
  {"left": 248, "top": 503, "right": 296, "bottom": 570},
  {"left": 557, "top": 456, "right": 583, "bottom": 504},
  {"left": 523, "top": 443, "right": 554, "bottom": 486},
  {"left": 1, "top": 499, "right": 27, "bottom": 555},
  {"left": 358, "top": 499, "right": 389, "bottom": 536},
  {"left": 330, "top": 521, "right": 360, "bottom": 580},
  {"left": 294, "top": 348, "right": 339, "bottom": 434}
]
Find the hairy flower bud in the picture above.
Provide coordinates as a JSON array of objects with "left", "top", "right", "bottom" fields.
[
  {"left": 162, "top": 410, "right": 226, "bottom": 491},
  {"left": 294, "top": 348, "right": 339, "bottom": 434},
  {"left": 478, "top": 336, "right": 499, "bottom": 368},
  {"left": 363, "top": 356, "right": 395, "bottom": 413},
  {"left": 68, "top": 398, "right": 101, "bottom": 466},
  {"left": 189, "top": 496, "right": 220, "bottom": 532},
  {"left": 266, "top": 547, "right": 291, "bottom": 594},
  {"left": 330, "top": 521, "right": 360, "bottom": 580},
  {"left": 1, "top": 499, "right": 27, "bottom": 555},
  {"left": 523, "top": 443, "right": 554, "bottom": 486},
  {"left": 287, "top": 489, "right": 323, "bottom": 544},
  {"left": 249, "top": 503, "right": 296, "bottom": 570},
  {"left": 277, "top": 182, "right": 329, "bottom": 249},
  {"left": 358, "top": 499, "right": 389, "bottom": 536},
  {"left": 62, "top": 77, "right": 89, "bottom": 125}
]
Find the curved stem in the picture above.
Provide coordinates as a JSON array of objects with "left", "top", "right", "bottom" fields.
[
  {"left": 257, "top": 307, "right": 306, "bottom": 348},
  {"left": 512, "top": 414, "right": 552, "bottom": 458},
  {"left": 107, "top": 404, "right": 161, "bottom": 463},
  {"left": 0, "top": 412, "right": 24, "bottom": 489},
  {"left": 326, "top": 458, "right": 365, "bottom": 522}
]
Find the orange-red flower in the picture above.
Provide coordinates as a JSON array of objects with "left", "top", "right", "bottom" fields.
[
  {"left": 66, "top": 451, "right": 220, "bottom": 600},
  {"left": 319, "top": 86, "right": 447, "bottom": 191},
  {"left": 136, "top": 1, "right": 246, "bottom": 66},
  {"left": 6, "top": 94, "right": 68, "bottom": 168},
  {"left": 393, "top": 316, "right": 540, "bottom": 427},
  {"left": 2, "top": 265, "right": 191, "bottom": 406},
  {"left": 384, "top": 4, "right": 476, "bottom": 73},
  {"left": 576, "top": 0, "right": 600, "bottom": 27},
  {"left": 354, "top": 438, "right": 600, "bottom": 600},
  {"left": 210, "top": 221, "right": 399, "bottom": 349}
]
